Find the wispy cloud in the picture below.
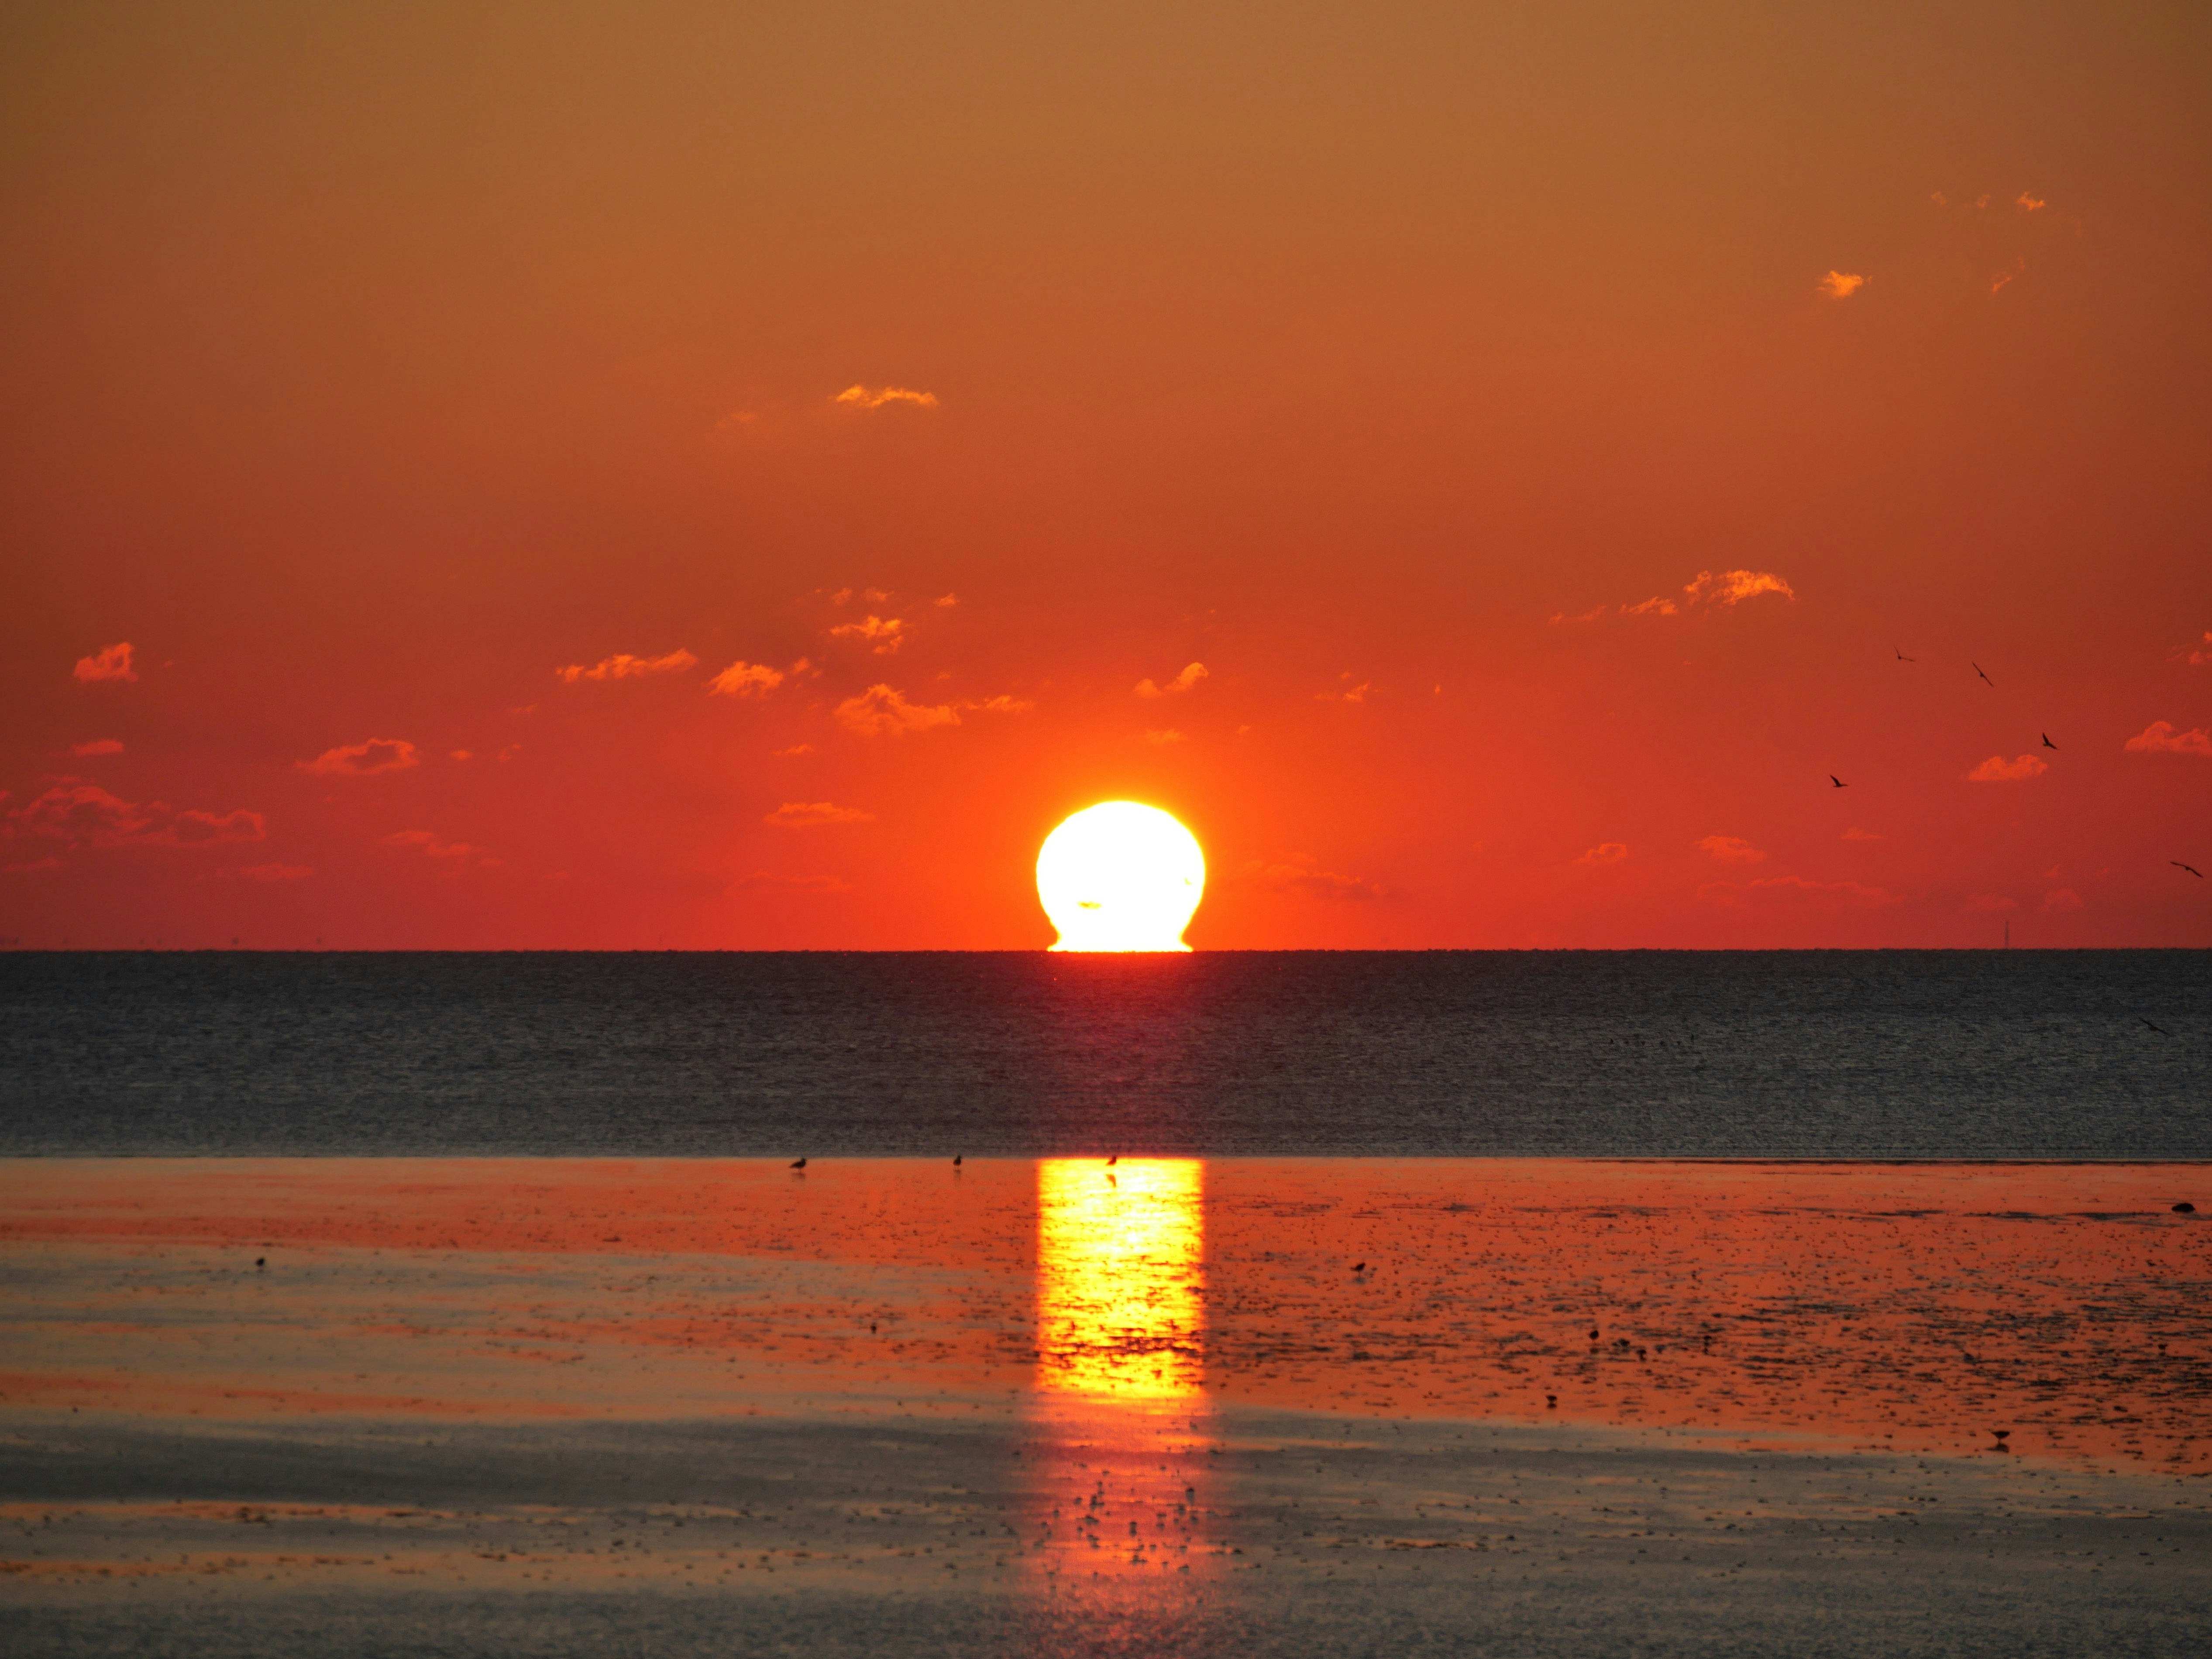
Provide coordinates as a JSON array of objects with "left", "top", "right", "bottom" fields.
[
  {"left": 2016, "top": 192, "right": 2047, "bottom": 212},
  {"left": 1135, "top": 662, "right": 1208, "bottom": 698},
  {"left": 1549, "top": 606, "right": 1607, "bottom": 625},
  {"left": 829, "top": 615, "right": 906, "bottom": 655},
  {"left": 2124, "top": 720, "right": 2212, "bottom": 758},
  {"left": 834, "top": 684, "right": 959, "bottom": 737},
  {"left": 1818, "top": 271, "right": 1866, "bottom": 299},
  {"left": 728, "top": 871, "right": 854, "bottom": 893},
  {"left": 298, "top": 738, "right": 418, "bottom": 777},
  {"left": 1966, "top": 753, "right": 2048, "bottom": 782},
  {"left": 1316, "top": 676, "right": 1371, "bottom": 702},
  {"left": 1143, "top": 728, "right": 1186, "bottom": 745},
  {"left": 1576, "top": 842, "right": 1629, "bottom": 865},
  {"left": 1700, "top": 875, "right": 1899, "bottom": 910},
  {"left": 833, "top": 385, "right": 939, "bottom": 411},
  {"left": 1684, "top": 570, "right": 1796, "bottom": 607},
  {"left": 1695, "top": 835, "right": 1767, "bottom": 864},
  {"left": 763, "top": 801, "right": 874, "bottom": 828},
  {"left": 2188, "top": 632, "right": 2212, "bottom": 666},
  {"left": 382, "top": 829, "right": 479, "bottom": 861},
  {"left": 771, "top": 744, "right": 815, "bottom": 757},
  {"left": 964, "top": 694, "right": 1035, "bottom": 715},
  {"left": 934, "top": 593, "right": 959, "bottom": 608},
  {"left": 707, "top": 660, "right": 785, "bottom": 697},
  {"left": 237, "top": 862, "right": 313, "bottom": 882},
  {"left": 555, "top": 649, "right": 698, "bottom": 684},
  {"left": 1235, "top": 859, "right": 1387, "bottom": 901},
  {"left": 7, "top": 780, "right": 263, "bottom": 848},
  {"left": 1620, "top": 596, "right": 1679, "bottom": 618},
  {"left": 2043, "top": 887, "right": 2084, "bottom": 912},
  {"left": 73, "top": 643, "right": 136, "bottom": 684},
  {"left": 71, "top": 739, "right": 123, "bottom": 757}
]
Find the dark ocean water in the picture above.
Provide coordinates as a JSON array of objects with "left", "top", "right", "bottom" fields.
[{"left": 0, "top": 951, "right": 2207, "bottom": 1159}]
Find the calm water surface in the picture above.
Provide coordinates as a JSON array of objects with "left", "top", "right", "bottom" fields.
[{"left": 1, "top": 950, "right": 2206, "bottom": 1158}]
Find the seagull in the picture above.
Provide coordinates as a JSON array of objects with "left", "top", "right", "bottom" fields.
[
  {"left": 1893, "top": 646, "right": 1916, "bottom": 662},
  {"left": 953, "top": 1154, "right": 963, "bottom": 1168},
  {"left": 1831, "top": 775, "right": 1848, "bottom": 788},
  {"left": 789, "top": 1156, "right": 807, "bottom": 1170},
  {"left": 2175, "top": 862, "right": 2204, "bottom": 879},
  {"left": 2041, "top": 733, "right": 2058, "bottom": 749},
  {"left": 1974, "top": 662, "right": 1995, "bottom": 687},
  {"left": 1105, "top": 1154, "right": 1118, "bottom": 1166},
  {"left": 2142, "top": 1018, "right": 2170, "bottom": 1037}
]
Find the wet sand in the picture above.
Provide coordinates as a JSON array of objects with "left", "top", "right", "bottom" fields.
[{"left": 3, "top": 1158, "right": 2207, "bottom": 1654}]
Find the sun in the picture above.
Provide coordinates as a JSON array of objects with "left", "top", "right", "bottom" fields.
[{"left": 1036, "top": 802, "right": 1205, "bottom": 952}]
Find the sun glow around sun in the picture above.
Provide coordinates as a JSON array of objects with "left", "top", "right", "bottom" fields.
[{"left": 1036, "top": 802, "right": 1205, "bottom": 952}]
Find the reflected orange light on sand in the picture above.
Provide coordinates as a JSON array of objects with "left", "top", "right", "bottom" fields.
[{"left": 1036, "top": 1159, "right": 1204, "bottom": 1398}]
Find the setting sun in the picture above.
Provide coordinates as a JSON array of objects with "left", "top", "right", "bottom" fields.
[{"left": 1036, "top": 802, "right": 1205, "bottom": 952}]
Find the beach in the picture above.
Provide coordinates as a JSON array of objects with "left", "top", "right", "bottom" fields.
[{"left": 3, "top": 1158, "right": 2205, "bottom": 1653}]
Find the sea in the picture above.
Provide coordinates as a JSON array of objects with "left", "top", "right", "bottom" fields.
[{"left": 3, "top": 950, "right": 2206, "bottom": 1159}]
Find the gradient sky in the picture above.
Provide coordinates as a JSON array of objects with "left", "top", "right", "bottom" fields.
[{"left": 4, "top": 2, "right": 2209, "bottom": 949}]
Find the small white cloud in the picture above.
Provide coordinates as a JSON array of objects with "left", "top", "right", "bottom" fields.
[
  {"left": 1135, "top": 662, "right": 1208, "bottom": 698},
  {"left": 763, "top": 801, "right": 874, "bottom": 828},
  {"left": 1696, "top": 835, "right": 1766, "bottom": 864},
  {"left": 555, "top": 649, "right": 698, "bottom": 684},
  {"left": 2124, "top": 720, "right": 2212, "bottom": 758},
  {"left": 833, "top": 685, "right": 959, "bottom": 737},
  {"left": 1818, "top": 271, "right": 1866, "bottom": 299},
  {"left": 73, "top": 643, "right": 137, "bottom": 684},
  {"left": 298, "top": 738, "right": 419, "bottom": 778},
  {"left": 829, "top": 615, "right": 906, "bottom": 655},
  {"left": 708, "top": 660, "right": 786, "bottom": 697},
  {"left": 1967, "top": 753, "right": 2048, "bottom": 782},
  {"left": 833, "top": 385, "right": 939, "bottom": 411}
]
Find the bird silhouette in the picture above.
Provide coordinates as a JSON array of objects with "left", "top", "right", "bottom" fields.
[
  {"left": 789, "top": 1156, "right": 807, "bottom": 1170},
  {"left": 1974, "top": 662, "right": 1995, "bottom": 687},
  {"left": 953, "top": 1154, "right": 963, "bottom": 1168},
  {"left": 1830, "top": 775, "right": 1848, "bottom": 788},
  {"left": 2041, "top": 733, "right": 2058, "bottom": 749},
  {"left": 2142, "top": 1018, "right": 2170, "bottom": 1037},
  {"left": 1105, "top": 1154, "right": 1118, "bottom": 1166},
  {"left": 2174, "top": 861, "right": 2204, "bottom": 879},
  {"left": 1893, "top": 646, "right": 1916, "bottom": 662},
  {"left": 1352, "top": 1262, "right": 1367, "bottom": 1274}
]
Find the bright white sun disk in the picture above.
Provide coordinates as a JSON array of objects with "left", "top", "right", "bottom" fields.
[{"left": 1036, "top": 802, "right": 1205, "bottom": 952}]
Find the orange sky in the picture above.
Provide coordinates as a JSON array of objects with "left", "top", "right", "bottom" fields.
[{"left": 3, "top": 3, "right": 2209, "bottom": 948}]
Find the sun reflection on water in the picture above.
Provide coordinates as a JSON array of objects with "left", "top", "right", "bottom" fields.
[{"left": 1036, "top": 1159, "right": 1204, "bottom": 1397}]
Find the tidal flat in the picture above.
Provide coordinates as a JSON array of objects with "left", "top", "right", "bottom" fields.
[{"left": 2, "top": 1158, "right": 2206, "bottom": 1655}]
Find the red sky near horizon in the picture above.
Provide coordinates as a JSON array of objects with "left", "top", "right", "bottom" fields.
[{"left": 4, "top": 3, "right": 2209, "bottom": 949}]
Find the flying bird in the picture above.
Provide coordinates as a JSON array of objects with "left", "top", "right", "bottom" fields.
[
  {"left": 1974, "top": 662, "right": 1995, "bottom": 687},
  {"left": 789, "top": 1156, "right": 807, "bottom": 1170},
  {"left": 2174, "top": 862, "right": 2204, "bottom": 879},
  {"left": 1830, "top": 775, "right": 1848, "bottom": 788},
  {"left": 1893, "top": 646, "right": 1916, "bottom": 662},
  {"left": 1105, "top": 1154, "right": 1118, "bottom": 1166},
  {"left": 953, "top": 1154, "right": 963, "bottom": 1168},
  {"left": 2041, "top": 733, "right": 2058, "bottom": 749}
]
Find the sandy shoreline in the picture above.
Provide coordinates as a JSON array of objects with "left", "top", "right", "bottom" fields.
[{"left": 3, "top": 1158, "right": 2206, "bottom": 1653}]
